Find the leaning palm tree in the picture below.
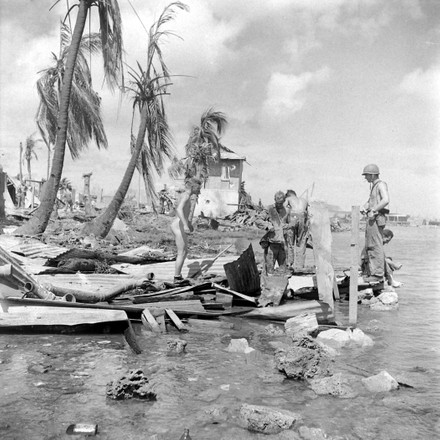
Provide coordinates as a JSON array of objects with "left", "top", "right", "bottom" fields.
[
  {"left": 36, "top": 23, "right": 105, "bottom": 180},
  {"left": 16, "top": 0, "right": 123, "bottom": 235},
  {"left": 83, "top": 2, "right": 187, "bottom": 238}
]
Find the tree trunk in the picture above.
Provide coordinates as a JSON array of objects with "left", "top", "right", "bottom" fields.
[
  {"left": 15, "top": 0, "right": 90, "bottom": 235},
  {"left": 82, "top": 104, "right": 150, "bottom": 238},
  {"left": 18, "top": 142, "right": 23, "bottom": 182},
  {"left": 26, "top": 158, "right": 32, "bottom": 181}
]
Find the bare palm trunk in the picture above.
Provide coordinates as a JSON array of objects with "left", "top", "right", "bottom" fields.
[
  {"left": 16, "top": 0, "right": 90, "bottom": 235},
  {"left": 26, "top": 158, "right": 32, "bottom": 181},
  {"left": 83, "top": 104, "right": 149, "bottom": 238},
  {"left": 19, "top": 142, "right": 23, "bottom": 182}
]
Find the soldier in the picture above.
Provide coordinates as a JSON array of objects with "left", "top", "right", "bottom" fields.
[{"left": 360, "top": 164, "right": 390, "bottom": 283}]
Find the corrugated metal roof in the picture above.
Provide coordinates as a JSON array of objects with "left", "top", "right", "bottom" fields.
[
  {"left": 0, "top": 235, "right": 68, "bottom": 259},
  {"left": 11, "top": 242, "right": 68, "bottom": 259},
  {"left": 112, "top": 255, "right": 238, "bottom": 280}
]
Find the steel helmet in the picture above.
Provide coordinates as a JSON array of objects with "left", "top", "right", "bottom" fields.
[{"left": 362, "top": 164, "right": 380, "bottom": 175}]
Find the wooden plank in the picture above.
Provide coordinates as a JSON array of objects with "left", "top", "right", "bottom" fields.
[
  {"left": 349, "top": 206, "right": 360, "bottom": 325},
  {"left": 0, "top": 304, "right": 129, "bottom": 333},
  {"left": 165, "top": 309, "right": 187, "bottom": 331},
  {"left": 141, "top": 308, "right": 161, "bottom": 333},
  {"left": 333, "top": 275, "right": 340, "bottom": 301},
  {"left": 137, "top": 299, "right": 205, "bottom": 312},
  {"left": 309, "top": 202, "right": 334, "bottom": 310},
  {"left": 212, "top": 283, "right": 258, "bottom": 305},
  {"left": 191, "top": 244, "right": 233, "bottom": 279},
  {"left": 243, "top": 300, "right": 334, "bottom": 324}
]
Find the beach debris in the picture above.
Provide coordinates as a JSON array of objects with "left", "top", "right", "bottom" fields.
[
  {"left": 226, "top": 338, "right": 254, "bottom": 354},
  {"left": 362, "top": 370, "right": 399, "bottom": 393},
  {"left": 66, "top": 424, "right": 98, "bottom": 436},
  {"left": 106, "top": 369, "right": 156, "bottom": 400},
  {"left": 285, "top": 313, "right": 319, "bottom": 338},
  {"left": 239, "top": 403, "right": 301, "bottom": 434},
  {"left": 223, "top": 244, "right": 260, "bottom": 295}
]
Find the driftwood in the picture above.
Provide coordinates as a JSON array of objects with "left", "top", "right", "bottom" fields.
[
  {"left": 47, "top": 248, "right": 169, "bottom": 266},
  {"left": 212, "top": 282, "right": 258, "bottom": 305},
  {"left": 141, "top": 308, "right": 161, "bottom": 333},
  {"left": 42, "top": 278, "right": 151, "bottom": 303},
  {"left": 190, "top": 244, "right": 233, "bottom": 278},
  {"left": 165, "top": 309, "right": 187, "bottom": 331}
]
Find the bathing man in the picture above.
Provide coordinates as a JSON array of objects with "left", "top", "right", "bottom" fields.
[
  {"left": 360, "top": 164, "right": 390, "bottom": 283},
  {"left": 284, "top": 189, "right": 308, "bottom": 269},
  {"left": 171, "top": 177, "right": 202, "bottom": 282}
]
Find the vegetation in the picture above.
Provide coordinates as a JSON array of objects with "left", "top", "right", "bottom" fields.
[
  {"left": 83, "top": 2, "right": 188, "bottom": 238},
  {"left": 169, "top": 108, "right": 228, "bottom": 185},
  {"left": 16, "top": 0, "right": 123, "bottom": 235}
]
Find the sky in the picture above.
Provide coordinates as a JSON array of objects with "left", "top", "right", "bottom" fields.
[{"left": 0, "top": 0, "right": 439, "bottom": 218}]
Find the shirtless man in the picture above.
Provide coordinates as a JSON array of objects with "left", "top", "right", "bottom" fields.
[
  {"left": 284, "top": 189, "right": 308, "bottom": 268},
  {"left": 171, "top": 177, "right": 202, "bottom": 282},
  {"left": 360, "top": 164, "right": 390, "bottom": 283}
]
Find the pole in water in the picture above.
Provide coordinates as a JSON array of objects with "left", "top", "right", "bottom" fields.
[{"left": 179, "top": 428, "right": 192, "bottom": 440}]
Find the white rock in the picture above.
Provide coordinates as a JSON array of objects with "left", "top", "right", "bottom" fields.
[
  {"left": 226, "top": 338, "right": 255, "bottom": 353},
  {"left": 377, "top": 290, "right": 399, "bottom": 305},
  {"left": 362, "top": 370, "right": 399, "bottom": 392},
  {"left": 316, "top": 329, "right": 351, "bottom": 349},
  {"left": 350, "top": 328, "right": 374, "bottom": 348},
  {"left": 285, "top": 313, "right": 318, "bottom": 337},
  {"left": 370, "top": 302, "right": 398, "bottom": 311}
]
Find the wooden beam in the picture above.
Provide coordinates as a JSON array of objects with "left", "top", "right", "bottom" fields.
[
  {"left": 349, "top": 206, "right": 360, "bottom": 326},
  {"left": 165, "top": 309, "right": 187, "bottom": 332},
  {"left": 212, "top": 282, "right": 258, "bottom": 305},
  {"left": 141, "top": 308, "right": 161, "bottom": 333}
]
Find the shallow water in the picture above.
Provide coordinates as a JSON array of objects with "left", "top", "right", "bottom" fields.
[{"left": 0, "top": 226, "right": 439, "bottom": 439}]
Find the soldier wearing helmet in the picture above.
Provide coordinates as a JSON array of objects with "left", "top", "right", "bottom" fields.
[{"left": 360, "top": 163, "right": 390, "bottom": 284}]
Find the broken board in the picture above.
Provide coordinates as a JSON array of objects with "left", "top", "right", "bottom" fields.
[{"left": 0, "top": 300, "right": 129, "bottom": 334}]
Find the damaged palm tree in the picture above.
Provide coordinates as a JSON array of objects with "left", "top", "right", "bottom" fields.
[
  {"left": 16, "top": 0, "right": 123, "bottom": 235},
  {"left": 168, "top": 108, "right": 228, "bottom": 220},
  {"left": 83, "top": 2, "right": 188, "bottom": 238}
]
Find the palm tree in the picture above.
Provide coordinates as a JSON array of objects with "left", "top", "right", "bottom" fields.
[
  {"left": 169, "top": 108, "right": 228, "bottom": 185},
  {"left": 168, "top": 108, "right": 228, "bottom": 221},
  {"left": 16, "top": 0, "right": 123, "bottom": 235},
  {"left": 83, "top": 2, "right": 187, "bottom": 238},
  {"left": 23, "top": 136, "right": 40, "bottom": 180},
  {"left": 36, "top": 23, "right": 105, "bottom": 180}
]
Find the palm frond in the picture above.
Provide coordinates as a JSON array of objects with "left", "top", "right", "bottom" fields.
[{"left": 97, "top": 0, "right": 124, "bottom": 90}]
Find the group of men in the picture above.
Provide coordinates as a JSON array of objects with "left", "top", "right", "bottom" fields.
[
  {"left": 170, "top": 164, "right": 402, "bottom": 289},
  {"left": 255, "top": 189, "right": 309, "bottom": 274}
]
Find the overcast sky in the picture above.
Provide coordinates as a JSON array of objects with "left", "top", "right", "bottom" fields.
[{"left": 1, "top": 0, "right": 439, "bottom": 217}]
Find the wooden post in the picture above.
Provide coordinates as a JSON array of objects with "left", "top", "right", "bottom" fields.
[
  {"left": 82, "top": 172, "right": 92, "bottom": 216},
  {"left": 349, "top": 206, "right": 360, "bottom": 326},
  {"left": 0, "top": 165, "right": 5, "bottom": 219},
  {"left": 309, "top": 202, "right": 334, "bottom": 310}
]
